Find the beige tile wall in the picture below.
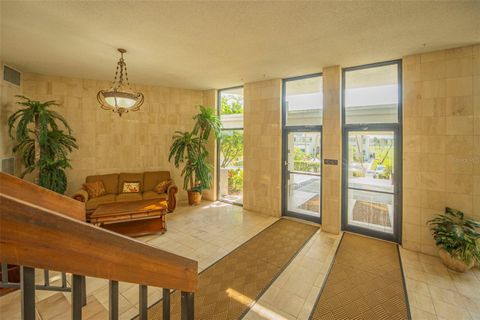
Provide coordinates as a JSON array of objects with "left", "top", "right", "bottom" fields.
[
  {"left": 321, "top": 66, "right": 342, "bottom": 234},
  {"left": 20, "top": 72, "right": 207, "bottom": 199},
  {"left": 202, "top": 89, "right": 217, "bottom": 201},
  {"left": 403, "top": 44, "right": 480, "bottom": 255},
  {"left": 243, "top": 79, "right": 282, "bottom": 217}
]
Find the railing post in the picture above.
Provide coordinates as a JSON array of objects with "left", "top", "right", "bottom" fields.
[
  {"left": 1, "top": 263, "right": 9, "bottom": 285},
  {"left": 71, "top": 274, "right": 83, "bottom": 320},
  {"left": 109, "top": 280, "right": 118, "bottom": 320},
  {"left": 81, "top": 276, "right": 87, "bottom": 307},
  {"left": 61, "top": 272, "right": 67, "bottom": 288},
  {"left": 139, "top": 285, "right": 148, "bottom": 320},
  {"left": 162, "top": 288, "right": 170, "bottom": 320},
  {"left": 181, "top": 291, "right": 194, "bottom": 320},
  {"left": 43, "top": 269, "right": 49, "bottom": 286},
  {"left": 20, "top": 266, "right": 35, "bottom": 320}
]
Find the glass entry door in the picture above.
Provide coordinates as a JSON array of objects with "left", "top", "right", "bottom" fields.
[
  {"left": 343, "top": 129, "right": 400, "bottom": 240},
  {"left": 342, "top": 60, "right": 402, "bottom": 242},
  {"left": 284, "top": 130, "right": 322, "bottom": 222}
]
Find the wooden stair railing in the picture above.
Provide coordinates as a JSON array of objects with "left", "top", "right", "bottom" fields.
[
  {"left": 0, "top": 173, "right": 198, "bottom": 320},
  {"left": 0, "top": 172, "right": 85, "bottom": 299}
]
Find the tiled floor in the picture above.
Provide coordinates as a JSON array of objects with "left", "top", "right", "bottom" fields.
[
  {"left": 400, "top": 247, "right": 480, "bottom": 320},
  {"left": 1, "top": 201, "right": 479, "bottom": 320},
  {"left": 0, "top": 201, "right": 278, "bottom": 320},
  {"left": 244, "top": 221, "right": 340, "bottom": 320}
]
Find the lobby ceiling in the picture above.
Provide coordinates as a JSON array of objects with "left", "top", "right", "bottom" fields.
[{"left": 1, "top": 1, "right": 478, "bottom": 90}]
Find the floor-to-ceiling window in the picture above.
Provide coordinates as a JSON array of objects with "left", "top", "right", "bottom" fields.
[
  {"left": 282, "top": 74, "right": 323, "bottom": 223},
  {"left": 342, "top": 60, "right": 402, "bottom": 242},
  {"left": 218, "top": 87, "right": 244, "bottom": 204}
]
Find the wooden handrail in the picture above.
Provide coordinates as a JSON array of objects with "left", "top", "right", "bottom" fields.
[
  {"left": 0, "top": 172, "right": 85, "bottom": 221},
  {"left": 0, "top": 174, "right": 198, "bottom": 293}
]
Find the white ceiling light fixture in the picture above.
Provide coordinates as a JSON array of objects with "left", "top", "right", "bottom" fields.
[{"left": 97, "top": 48, "right": 144, "bottom": 116}]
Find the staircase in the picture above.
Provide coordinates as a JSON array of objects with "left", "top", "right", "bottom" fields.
[{"left": 0, "top": 172, "right": 198, "bottom": 320}]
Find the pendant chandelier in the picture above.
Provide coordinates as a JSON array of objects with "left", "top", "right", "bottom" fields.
[{"left": 97, "top": 48, "right": 144, "bottom": 116}]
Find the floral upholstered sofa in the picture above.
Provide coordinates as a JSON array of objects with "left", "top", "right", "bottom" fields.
[{"left": 73, "top": 171, "right": 178, "bottom": 218}]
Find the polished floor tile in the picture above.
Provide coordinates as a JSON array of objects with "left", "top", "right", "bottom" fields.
[{"left": 400, "top": 247, "right": 480, "bottom": 320}]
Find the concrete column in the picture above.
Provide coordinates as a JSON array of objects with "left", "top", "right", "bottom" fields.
[
  {"left": 202, "top": 89, "right": 217, "bottom": 201},
  {"left": 243, "top": 79, "right": 282, "bottom": 217},
  {"left": 321, "top": 66, "right": 342, "bottom": 234}
]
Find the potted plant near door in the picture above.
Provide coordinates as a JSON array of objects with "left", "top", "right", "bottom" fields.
[
  {"left": 168, "top": 106, "right": 221, "bottom": 205},
  {"left": 427, "top": 207, "right": 480, "bottom": 272}
]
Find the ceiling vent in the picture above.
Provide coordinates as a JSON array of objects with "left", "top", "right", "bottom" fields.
[{"left": 3, "top": 64, "right": 21, "bottom": 86}]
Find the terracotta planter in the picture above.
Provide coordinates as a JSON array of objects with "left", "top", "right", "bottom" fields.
[
  {"left": 187, "top": 190, "right": 202, "bottom": 206},
  {"left": 438, "top": 248, "right": 474, "bottom": 273}
]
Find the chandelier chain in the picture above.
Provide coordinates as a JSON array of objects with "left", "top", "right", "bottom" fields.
[
  {"left": 111, "top": 53, "right": 131, "bottom": 89},
  {"left": 112, "top": 59, "right": 120, "bottom": 88},
  {"left": 118, "top": 56, "right": 124, "bottom": 86},
  {"left": 124, "top": 63, "right": 130, "bottom": 87}
]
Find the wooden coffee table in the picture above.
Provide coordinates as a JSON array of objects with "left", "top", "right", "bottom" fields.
[{"left": 90, "top": 199, "right": 168, "bottom": 237}]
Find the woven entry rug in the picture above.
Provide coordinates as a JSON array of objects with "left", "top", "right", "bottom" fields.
[
  {"left": 310, "top": 233, "right": 408, "bottom": 320},
  {"left": 141, "top": 218, "right": 318, "bottom": 320},
  {"left": 352, "top": 200, "right": 392, "bottom": 227}
]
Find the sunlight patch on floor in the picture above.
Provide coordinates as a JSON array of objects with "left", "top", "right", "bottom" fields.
[{"left": 226, "top": 288, "right": 288, "bottom": 320}]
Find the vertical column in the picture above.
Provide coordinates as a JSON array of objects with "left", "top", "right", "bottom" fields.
[
  {"left": 71, "top": 274, "right": 83, "bottom": 320},
  {"left": 20, "top": 266, "right": 35, "bottom": 320},
  {"left": 321, "top": 66, "right": 342, "bottom": 234},
  {"left": 202, "top": 89, "right": 218, "bottom": 201},
  {"left": 138, "top": 285, "right": 148, "bottom": 320},
  {"left": 162, "top": 288, "right": 171, "bottom": 320},
  {"left": 109, "top": 280, "right": 119, "bottom": 320},
  {"left": 181, "top": 291, "right": 194, "bottom": 320},
  {"left": 402, "top": 53, "right": 423, "bottom": 252},
  {"left": 243, "top": 79, "right": 282, "bottom": 216}
]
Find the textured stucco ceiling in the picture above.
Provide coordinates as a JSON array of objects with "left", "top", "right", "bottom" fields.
[{"left": 1, "top": 1, "right": 479, "bottom": 90}]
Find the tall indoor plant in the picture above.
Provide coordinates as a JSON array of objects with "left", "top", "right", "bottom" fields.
[
  {"left": 8, "top": 95, "right": 78, "bottom": 194},
  {"left": 427, "top": 207, "right": 480, "bottom": 272},
  {"left": 168, "top": 105, "right": 221, "bottom": 205}
]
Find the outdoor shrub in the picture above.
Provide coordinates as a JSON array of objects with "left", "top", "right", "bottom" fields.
[{"left": 228, "top": 168, "right": 243, "bottom": 194}]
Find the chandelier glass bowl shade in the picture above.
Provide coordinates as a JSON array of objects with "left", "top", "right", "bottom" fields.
[{"left": 97, "top": 48, "right": 144, "bottom": 116}]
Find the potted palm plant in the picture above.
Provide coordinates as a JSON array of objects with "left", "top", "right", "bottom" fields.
[
  {"left": 8, "top": 95, "right": 78, "bottom": 194},
  {"left": 168, "top": 106, "right": 221, "bottom": 205},
  {"left": 427, "top": 207, "right": 480, "bottom": 272}
]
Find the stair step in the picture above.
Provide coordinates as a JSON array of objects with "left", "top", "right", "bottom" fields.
[
  {"left": 37, "top": 292, "right": 108, "bottom": 320},
  {"left": 82, "top": 296, "right": 109, "bottom": 320}
]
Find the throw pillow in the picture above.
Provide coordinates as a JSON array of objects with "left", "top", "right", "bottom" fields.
[
  {"left": 154, "top": 179, "right": 173, "bottom": 194},
  {"left": 83, "top": 181, "right": 106, "bottom": 199},
  {"left": 122, "top": 181, "right": 140, "bottom": 193}
]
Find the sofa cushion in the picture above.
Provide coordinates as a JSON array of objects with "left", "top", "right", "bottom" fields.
[
  {"left": 83, "top": 180, "right": 106, "bottom": 199},
  {"left": 121, "top": 181, "right": 141, "bottom": 193},
  {"left": 153, "top": 179, "right": 173, "bottom": 194},
  {"left": 118, "top": 173, "right": 144, "bottom": 193},
  {"left": 86, "top": 174, "right": 118, "bottom": 195},
  {"left": 86, "top": 194, "right": 116, "bottom": 210},
  {"left": 143, "top": 191, "right": 168, "bottom": 200},
  {"left": 116, "top": 193, "right": 143, "bottom": 202},
  {"left": 144, "top": 171, "right": 171, "bottom": 191}
]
